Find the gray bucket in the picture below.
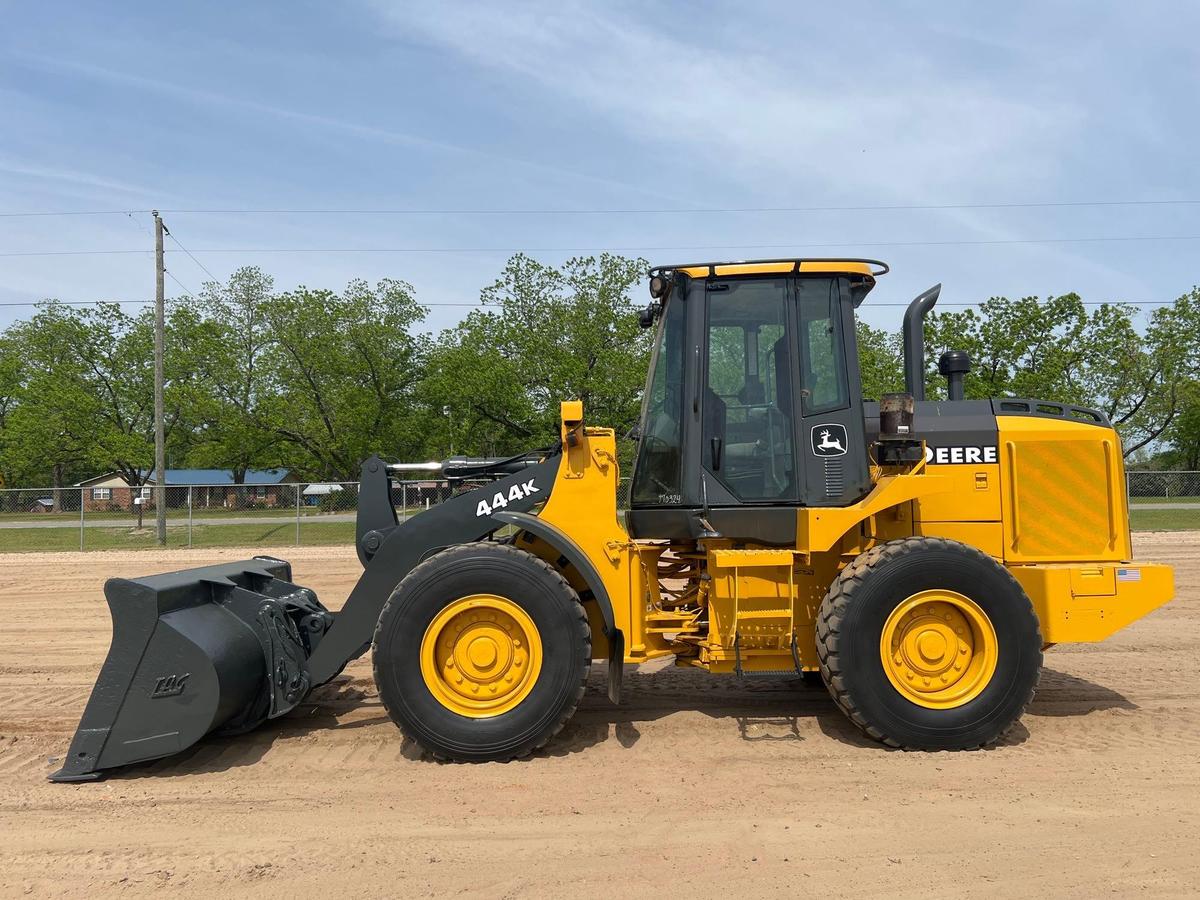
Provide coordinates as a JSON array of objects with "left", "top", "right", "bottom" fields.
[{"left": 51, "top": 557, "right": 332, "bottom": 782}]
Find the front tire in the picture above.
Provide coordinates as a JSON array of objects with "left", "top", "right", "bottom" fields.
[
  {"left": 816, "top": 537, "right": 1042, "bottom": 750},
  {"left": 373, "top": 542, "right": 590, "bottom": 761}
]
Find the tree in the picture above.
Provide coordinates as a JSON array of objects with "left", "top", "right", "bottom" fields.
[
  {"left": 3, "top": 305, "right": 101, "bottom": 502},
  {"left": 925, "top": 291, "right": 1200, "bottom": 457},
  {"left": 856, "top": 320, "right": 905, "bottom": 400},
  {"left": 257, "top": 279, "right": 430, "bottom": 479},
  {"left": 0, "top": 330, "right": 25, "bottom": 488},
  {"left": 423, "top": 254, "right": 652, "bottom": 458},
  {"left": 1, "top": 301, "right": 208, "bottom": 499},
  {"left": 187, "top": 267, "right": 281, "bottom": 481},
  {"left": 1159, "top": 381, "right": 1200, "bottom": 470}
]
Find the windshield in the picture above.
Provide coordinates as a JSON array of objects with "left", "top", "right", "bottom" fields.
[{"left": 631, "top": 295, "right": 686, "bottom": 505}]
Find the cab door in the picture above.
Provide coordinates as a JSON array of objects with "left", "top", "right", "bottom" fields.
[
  {"left": 792, "top": 277, "right": 871, "bottom": 506},
  {"left": 700, "top": 276, "right": 799, "bottom": 505}
]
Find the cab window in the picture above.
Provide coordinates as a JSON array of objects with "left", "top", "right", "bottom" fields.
[
  {"left": 797, "top": 278, "right": 848, "bottom": 415},
  {"left": 631, "top": 296, "right": 686, "bottom": 505}
]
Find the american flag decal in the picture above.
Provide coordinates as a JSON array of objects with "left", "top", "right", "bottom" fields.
[{"left": 1117, "top": 568, "right": 1141, "bottom": 582}]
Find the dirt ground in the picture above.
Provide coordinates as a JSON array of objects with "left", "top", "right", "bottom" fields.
[{"left": 1, "top": 535, "right": 1197, "bottom": 899}]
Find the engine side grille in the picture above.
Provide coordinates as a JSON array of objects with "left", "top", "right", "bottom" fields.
[{"left": 823, "top": 458, "right": 844, "bottom": 498}]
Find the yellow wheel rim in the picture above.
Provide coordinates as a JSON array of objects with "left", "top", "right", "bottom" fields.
[
  {"left": 880, "top": 590, "right": 998, "bottom": 709},
  {"left": 420, "top": 594, "right": 542, "bottom": 718}
]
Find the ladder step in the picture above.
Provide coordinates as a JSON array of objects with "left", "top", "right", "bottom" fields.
[
  {"left": 710, "top": 549, "right": 795, "bottom": 568},
  {"left": 736, "top": 670, "right": 805, "bottom": 678}
]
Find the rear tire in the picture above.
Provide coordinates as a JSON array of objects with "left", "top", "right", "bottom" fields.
[
  {"left": 816, "top": 537, "right": 1041, "bottom": 750},
  {"left": 373, "top": 542, "right": 590, "bottom": 761}
]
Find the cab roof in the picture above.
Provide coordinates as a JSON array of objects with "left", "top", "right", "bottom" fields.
[{"left": 652, "top": 257, "right": 889, "bottom": 280}]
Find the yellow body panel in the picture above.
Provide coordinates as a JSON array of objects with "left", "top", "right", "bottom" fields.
[
  {"left": 913, "top": 521, "right": 1005, "bottom": 559},
  {"left": 676, "top": 261, "right": 875, "bottom": 278},
  {"left": 1009, "top": 562, "right": 1173, "bottom": 642},
  {"left": 997, "top": 415, "right": 1130, "bottom": 563},
  {"left": 533, "top": 406, "right": 669, "bottom": 663},
  {"left": 914, "top": 463, "right": 1001, "bottom": 522},
  {"left": 797, "top": 461, "right": 947, "bottom": 553}
]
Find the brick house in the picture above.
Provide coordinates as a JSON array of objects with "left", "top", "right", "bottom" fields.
[{"left": 76, "top": 469, "right": 294, "bottom": 512}]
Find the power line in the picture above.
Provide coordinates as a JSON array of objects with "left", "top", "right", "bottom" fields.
[
  {"left": 0, "top": 210, "right": 148, "bottom": 218},
  {"left": 0, "top": 296, "right": 1181, "bottom": 310},
  {"left": 165, "top": 229, "right": 221, "bottom": 284},
  {"left": 0, "top": 298, "right": 184, "bottom": 308},
  {"left": 125, "top": 211, "right": 155, "bottom": 239},
  {"left": 5, "top": 198, "right": 1200, "bottom": 217},
  {"left": 164, "top": 270, "right": 196, "bottom": 297},
  {"left": 8, "top": 232, "right": 1200, "bottom": 258}
]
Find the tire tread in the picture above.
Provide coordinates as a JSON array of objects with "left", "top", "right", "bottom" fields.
[{"left": 816, "top": 536, "right": 1041, "bottom": 750}]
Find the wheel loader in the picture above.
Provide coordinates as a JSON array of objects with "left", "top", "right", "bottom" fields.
[{"left": 52, "top": 258, "right": 1175, "bottom": 781}]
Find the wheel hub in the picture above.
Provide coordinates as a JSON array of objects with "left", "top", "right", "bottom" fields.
[
  {"left": 420, "top": 594, "right": 543, "bottom": 717},
  {"left": 880, "top": 590, "right": 998, "bottom": 709}
]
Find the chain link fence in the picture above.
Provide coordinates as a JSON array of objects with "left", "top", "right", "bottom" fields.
[
  {"left": 0, "top": 480, "right": 467, "bottom": 552},
  {"left": 1126, "top": 471, "right": 1200, "bottom": 504},
  {"left": 0, "top": 473, "right": 1190, "bottom": 552}
]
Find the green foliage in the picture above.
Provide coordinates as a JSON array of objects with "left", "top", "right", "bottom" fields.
[
  {"left": 260, "top": 278, "right": 430, "bottom": 479},
  {"left": 925, "top": 290, "right": 1200, "bottom": 456},
  {"left": 186, "top": 267, "right": 279, "bottom": 479},
  {"left": 0, "top": 301, "right": 206, "bottom": 490},
  {"left": 0, "top": 331, "right": 25, "bottom": 487},
  {"left": 856, "top": 320, "right": 905, "bottom": 400},
  {"left": 1, "top": 258, "right": 1197, "bottom": 486},
  {"left": 422, "top": 253, "right": 652, "bottom": 457}
]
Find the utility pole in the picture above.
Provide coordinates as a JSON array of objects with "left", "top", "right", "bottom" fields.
[{"left": 153, "top": 210, "right": 167, "bottom": 545}]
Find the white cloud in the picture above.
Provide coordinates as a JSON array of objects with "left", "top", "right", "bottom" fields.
[
  {"left": 0, "top": 158, "right": 153, "bottom": 198},
  {"left": 366, "top": 2, "right": 1079, "bottom": 202}
]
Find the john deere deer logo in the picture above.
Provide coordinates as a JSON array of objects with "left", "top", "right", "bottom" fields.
[
  {"left": 811, "top": 424, "right": 848, "bottom": 457},
  {"left": 151, "top": 673, "right": 190, "bottom": 699}
]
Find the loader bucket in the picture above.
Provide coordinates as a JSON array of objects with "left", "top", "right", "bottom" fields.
[{"left": 50, "top": 557, "right": 333, "bottom": 783}]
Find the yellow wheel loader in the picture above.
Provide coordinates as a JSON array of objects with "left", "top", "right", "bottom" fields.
[{"left": 52, "top": 259, "right": 1174, "bottom": 781}]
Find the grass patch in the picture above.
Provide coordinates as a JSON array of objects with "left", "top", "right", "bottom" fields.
[
  {"left": 1130, "top": 496, "right": 1200, "bottom": 505},
  {"left": 0, "top": 521, "right": 356, "bottom": 553},
  {"left": 0, "top": 507, "right": 351, "bottom": 523},
  {"left": 1129, "top": 508, "right": 1200, "bottom": 532}
]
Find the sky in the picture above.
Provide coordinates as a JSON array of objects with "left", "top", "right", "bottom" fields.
[{"left": 2, "top": 1, "right": 1199, "bottom": 335}]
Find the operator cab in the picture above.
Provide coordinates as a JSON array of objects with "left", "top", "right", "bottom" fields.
[{"left": 628, "top": 259, "right": 887, "bottom": 542}]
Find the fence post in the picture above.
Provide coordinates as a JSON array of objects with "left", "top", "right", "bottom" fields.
[
  {"left": 79, "top": 487, "right": 85, "bottom": 552},
  {"left": 295, "top": 484, "right": 301, "bottom": 546},
  {"left": 401, "top": 482, "right": 407, "bottom": 522},
  {"left": 187, "top": 486, "right": 193, "bottom": 548}
]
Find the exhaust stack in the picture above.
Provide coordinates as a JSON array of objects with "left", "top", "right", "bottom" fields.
[
  {"left": 902, "top": 284, "right": 941, "bottom": 401},
  {"left": 939, "top": 350, "right": 971, "bottom": 401}
]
